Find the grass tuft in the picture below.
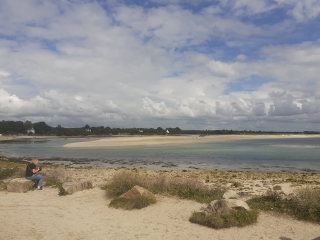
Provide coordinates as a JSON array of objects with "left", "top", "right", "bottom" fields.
[
  {"left": 55, "top": 182, "right": 68, "bottom": 196},
  {"left": 42, "top": 168, "right": 65, "bottom": 187},
  {"left": 109, "top": 195, "right": 157, "bottom": 210},
  {"left": 104, "top": 170, "right": 142, "bottom": 198},
  {"left": 189, "top": 208, "right": 259, "bottom": 229}
]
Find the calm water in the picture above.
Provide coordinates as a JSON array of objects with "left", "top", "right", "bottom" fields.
[{"left": 1, "top": 137, "right": 320, "bottom": 172}]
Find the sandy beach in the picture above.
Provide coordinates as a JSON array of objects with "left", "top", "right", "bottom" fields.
[
  {"left": 1, "top": 165, "right": 320, "bottom": 240},
  {"left": 63, "top": 134, "right": 320, "bottom": 148},
  {"left": 1, "top": 135, "right": 320, "bottom": 239}
]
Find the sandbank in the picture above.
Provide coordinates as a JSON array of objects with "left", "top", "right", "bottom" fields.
[{"left": 64, "top": 134, "right": 320, "bottom": 148}]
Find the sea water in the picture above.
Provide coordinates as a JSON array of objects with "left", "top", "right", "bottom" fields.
[{"left": 0, "top": 137, "right": 319, "bottom": 172}]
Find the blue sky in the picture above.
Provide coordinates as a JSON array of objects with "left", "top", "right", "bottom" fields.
[{"left": 0, "top": 0, "right": 320, "bottom": 131}]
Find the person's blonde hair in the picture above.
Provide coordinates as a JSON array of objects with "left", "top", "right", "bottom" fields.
[{"left": 30, "top": 158, "right": 39, "bottom": 164}]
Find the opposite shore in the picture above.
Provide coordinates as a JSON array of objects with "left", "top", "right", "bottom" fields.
[
  {"left": 1, "top": 134, "right": 320, "bottom": 148},
  {"left": 60, "top": 134, "right": 320, "bottom": 147}
]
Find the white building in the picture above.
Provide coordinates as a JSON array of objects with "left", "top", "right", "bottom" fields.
[{"left": 27, "top": 128, "right": 35, "bottom": 134}]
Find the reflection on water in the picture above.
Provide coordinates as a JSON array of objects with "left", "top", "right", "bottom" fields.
[{"left": 0, "top": 137, "right": 320, "bottom": 172}]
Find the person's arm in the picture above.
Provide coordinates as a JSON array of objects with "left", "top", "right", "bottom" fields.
[{"left": 32, "top": 167, "right": 40, "bottom": 174}]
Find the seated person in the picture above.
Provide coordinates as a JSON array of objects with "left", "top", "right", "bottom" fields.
[{"left": 25, "top": 158, "right": 44, "bottom": 190}]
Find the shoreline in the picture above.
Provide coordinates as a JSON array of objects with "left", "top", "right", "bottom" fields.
[{"left": 1, "top": 155, "right": 319, "bottom": 174}]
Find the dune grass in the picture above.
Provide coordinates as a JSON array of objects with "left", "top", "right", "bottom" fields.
[
  {"left": 104, "top": 170, "right": 225, "bottom": 203},
  {"left": 0, "top": 168, "right": 19, "bottom": 180},
  {"left": 109, "top": 195, "right": 157, "bottom": 210},
  {"left": 247, "top": 188, "right": 320, "bottom": 223},
  {"left": 189, "top": 208, "right": 259, "bottom": 229}
]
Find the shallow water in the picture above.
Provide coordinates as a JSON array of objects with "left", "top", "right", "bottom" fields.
[{"left": 1, "top": 137, "right": 320, "bottom": 172}]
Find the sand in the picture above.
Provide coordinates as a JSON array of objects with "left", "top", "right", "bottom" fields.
[
  {"left": 1, "top": 187, "right": 320, "bottom": 240},
  {"left": 63, "top": 134, "right": 320, "bottom": 148},
  {"left": 1, "top": 134, "right": 320, "bottom": 239},
  {"left": 1, "top": 166, "right": 320, "bottom": 240}
]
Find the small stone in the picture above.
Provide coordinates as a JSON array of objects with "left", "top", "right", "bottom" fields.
[{"left": 273, "top": 185, "right": 282, "bottom": 190}]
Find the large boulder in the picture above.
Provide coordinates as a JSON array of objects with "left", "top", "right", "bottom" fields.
[
  {"left": 7, "top": 178, "right": 35, "bottom": 193},
  {"left": 62, "top": 180, "right": 93, "bottom": 194},
  {"left": 207, "top": 199, "right": 251, "bottom": 214},
  {"left": 120, "top": 185, "right": 155, "bottom": 200}
]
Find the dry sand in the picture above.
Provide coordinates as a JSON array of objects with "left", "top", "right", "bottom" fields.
[
  {"left": 1, "top": 187, "right": 320, "bottom": 240},
  {"left": 63, "top": 134, "right": 320, "bottom": 148},
  {"left": 1, "top": 167, "right": 320, "bottom": 240}
]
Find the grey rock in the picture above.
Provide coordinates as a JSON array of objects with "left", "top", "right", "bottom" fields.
[
  {"left": 207, "top": 199, "right": 251, "bottom": 214},
  {"left": 120, "top": 185, "right": 155, "bottom": 200},
  {"left": 7, "top": 178, "right": 34, "bottom": 193},
  {"left": 62, "top": 180, "right": 93, "bottom": 194}
]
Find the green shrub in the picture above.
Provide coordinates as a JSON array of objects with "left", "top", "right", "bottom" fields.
[
  {"left": 42, "top": 168, "right": 65, "bottom": 187},
  {"left": 189, "top": 208, "right": 259, "bottom": 229},
  {"left": 247, "top": 190, "right": 291, "bottom": 213},
  {"left": 291, "top": 187, "right": 320, "bottom": 222},
  {"left": 56, "top": 183, "right": 68, "bottom": 196},
  {"left": 164, "top": 179, "right": 225, "bottom": 203},
  {"left": 0, "top": 168, "right": 19, "bottom": 180},
  {"left": 247, "top": 188, "right": 320, "bottom": 223},
  {"left": 109, "top": 195, "right": 157, "bottom": 210},
  {"left": 0, "top": 181, "right": 7, "bottom": 190}
]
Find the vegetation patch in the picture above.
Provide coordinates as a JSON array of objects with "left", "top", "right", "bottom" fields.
[
  {"left": 0, "top": 168, "right": 19, "bottom": 180},
  {"left": 189, "top": 208, "right": 259, "bottom": 229},
  {"left": 104, "top": 170, "right": 225, "bottom": 203},
  {"left": 104, "top": 170, "right": 142, "bottom": 198},
  {"left": 247, "top": 188, "right": 320, "bottom": 223},
  {"left": 109, "top": 195, "right": 157, "bottom": 210}
]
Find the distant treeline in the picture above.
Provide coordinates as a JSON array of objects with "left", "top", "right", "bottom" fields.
[
  {"left": 0, "top": 120, "right": 319, "bottom": 136},
  {"left": 181, "top": 129, "right": 320, "bottom": 135},
  {"left": 0, "top": 120, "right": 181, "bottom": 136}
]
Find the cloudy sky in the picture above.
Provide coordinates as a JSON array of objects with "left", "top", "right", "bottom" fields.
[{"left": 0, "top": 0, "right": 320, "bottom": 131}]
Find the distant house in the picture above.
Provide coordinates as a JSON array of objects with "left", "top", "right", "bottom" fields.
[{"left": 27, "top": 128, "right": 35, "bottom": 134}]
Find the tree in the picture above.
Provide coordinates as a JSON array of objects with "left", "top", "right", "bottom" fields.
[
  {"left": 33, "top": 122, "right": 52, "bottom": 135},
  {"left": 157, "top": 127, "right": 164, "bottom": 135},
  {"left": 23, "top": 120, "right": 33, "bottom": 132}
]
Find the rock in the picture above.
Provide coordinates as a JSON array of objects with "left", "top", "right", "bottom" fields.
[
  {"left": 62, "top": 180, "right": 93, "bottom": 194},
  {"left": 7, "top": 178, "right": 35, "bottom": 193},
  {"left": 120, "top": 185, "right": 155, "bottom": 200},
  {"left": 222, "top": 190, "right": 239, "bottom": 199},
  {"left": 207, "top": 199, "right": 251, "bottom": 214},
  {"left": 273, "top": 185, "right": 282, "bottom": 190}
]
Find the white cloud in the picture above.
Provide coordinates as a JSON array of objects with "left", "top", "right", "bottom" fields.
[{"left": 0, "top": 0, "right": 319, "bottom": 131}]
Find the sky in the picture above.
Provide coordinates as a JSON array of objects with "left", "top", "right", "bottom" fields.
[{"left": 0, "top": 0, "right": 320, "bottom": 131}]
